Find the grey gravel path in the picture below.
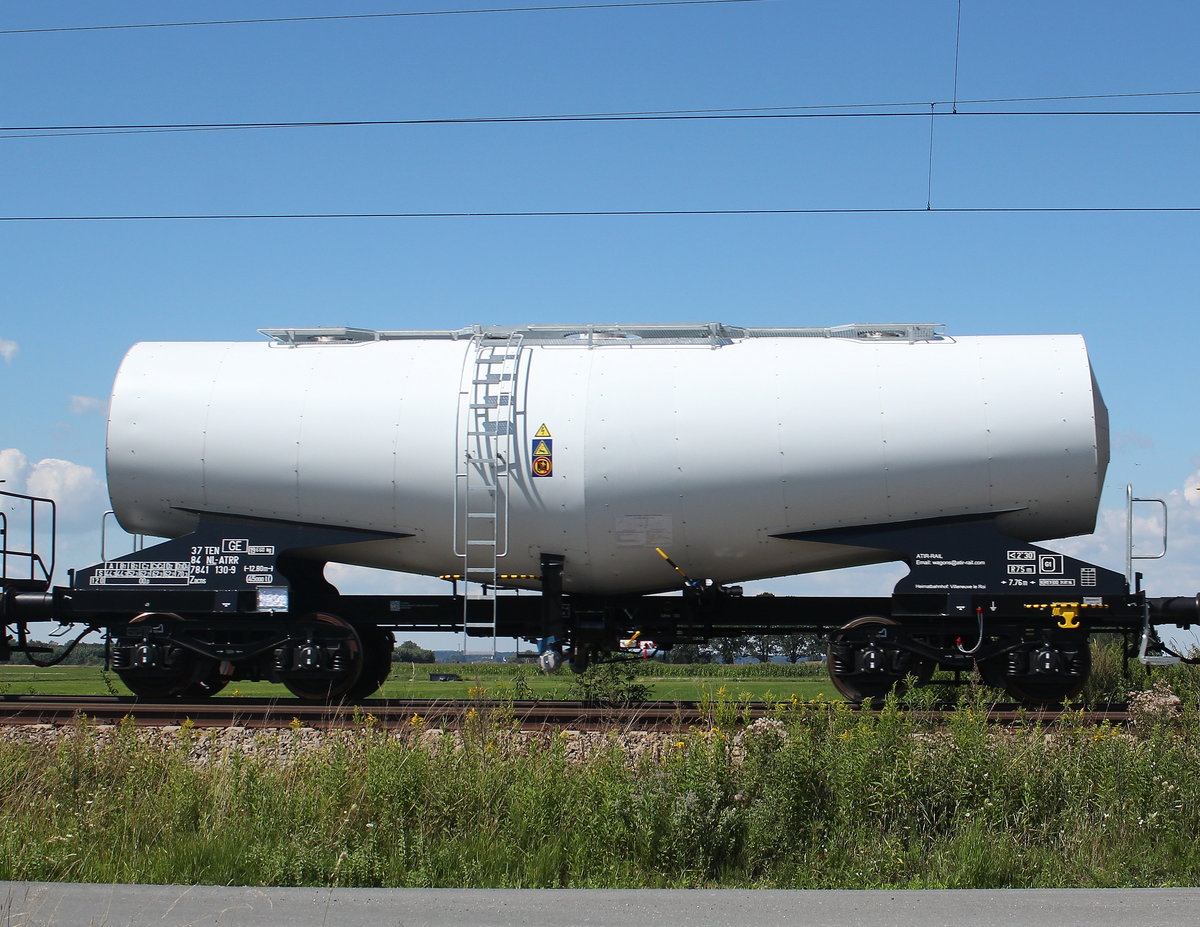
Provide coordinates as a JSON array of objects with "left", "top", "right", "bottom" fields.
[{"left": 4, "top": 883, "right": 1200, "bottom": 927}]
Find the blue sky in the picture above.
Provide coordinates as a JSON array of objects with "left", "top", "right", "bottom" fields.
[{"left": 2, "top": 1, "right": 1198, "bottom": 647}]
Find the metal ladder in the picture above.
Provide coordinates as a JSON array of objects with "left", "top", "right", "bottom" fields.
[{"left": 454, "top": 332, "right": 523, "bottom": 657}]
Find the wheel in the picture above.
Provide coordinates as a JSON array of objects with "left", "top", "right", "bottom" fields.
[
  {"left": 347, "top": 626, "right": 394, "bottom": 700},
  {"left": 826, "top": 616, "right": 932, "bottom": 703},
  {"left": 115, "top": 612, "right": 220, "bottom": 699},
  {"left": 976, "top": 646, "right": 1014, "bottom": 692},
  {"left": 568, "top": 644, "right": 592, "bottom": 674},
  {"left": 282, "top": 613, "right": 364, "bottom": 702},
  {"left": 183, "top": 662, "right": 232, "bottom": 698}
]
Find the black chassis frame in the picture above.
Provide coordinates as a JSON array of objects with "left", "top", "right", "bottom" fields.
[{"left": 3, "top": 511, "right": 1195, "bottom": 673}]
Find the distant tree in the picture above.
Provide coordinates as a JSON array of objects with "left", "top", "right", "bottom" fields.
[
  {"left": 745, "top": 634, "right": 778, "bottom": 663},
  {"left": 16, "top": 641, "right": 106, "bottom": 666},
  {"left": 393, "top": 640, "right": 435, "bottom": 663},
  {"left": 778, "top": 632, "right": 823, "bottom": 663},
  {"left": 710, "top": 636, "right": 746, "bottom": 665},
  {"left": 663, "top": 642, "right": 713, "bottom": 664}
]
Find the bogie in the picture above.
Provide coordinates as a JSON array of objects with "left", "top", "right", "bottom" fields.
[
  {"left": 112, "top": 613, "right": 224, "bottom": 699},
  {"left": 827, "top": 617, "right": 934, "bottom": 703},
  {"left": 277, "top": 613, "right": 364, "bottom": 702},
  {"left": 977, "top": 638, "right": 1091, "bottom": 705}
]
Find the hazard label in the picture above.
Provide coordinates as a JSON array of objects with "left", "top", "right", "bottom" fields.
[{"left": 532, "top": 432, "right": 553, "bottom": 477}]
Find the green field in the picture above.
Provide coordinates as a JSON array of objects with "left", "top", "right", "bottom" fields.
[
  {"left": 5, "top": 639, "right": 1189, "bottom": 706},
  {"left": 0, "top": 663, "right": 836, "bottom": 702}
]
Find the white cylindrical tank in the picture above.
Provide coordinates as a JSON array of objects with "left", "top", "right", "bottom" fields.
[{"left": 106, "top": 324, "right": 1109, "bottom": 595}]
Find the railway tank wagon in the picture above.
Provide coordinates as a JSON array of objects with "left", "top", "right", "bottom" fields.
[
  {"left": 2, "top": 322, "right": 1196, "bottom": 702},
  {"left": 107, "top": 324, "right": 1106, "bottom": 592}
]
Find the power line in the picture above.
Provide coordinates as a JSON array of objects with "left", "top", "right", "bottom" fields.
[
  {"left": 3, "top": 104, "right": 1197, "bottom": 141},
  {"left": 1, "top": 207, "right": 1197, "bottom": 222},
  {"left": 0, "top": 1, "right": 771, "bottom": 35},
  {"left": 4, "top": 90, "right": 1195, "bottom": 137}
]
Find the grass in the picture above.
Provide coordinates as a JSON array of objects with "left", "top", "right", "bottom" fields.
[
  {"left": 4, "top": 691, "right": 1200, "bottom": 888},
  {"left": 0, "top": 662, "right": 835, "bottom": 702},
  {"left": 0, "top": 665, "right": 122, "bottom": 697}
]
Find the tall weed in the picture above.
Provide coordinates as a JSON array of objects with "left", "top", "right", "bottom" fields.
[{"left": 6, "top": 699, "right": 1200, "bottom": 888}]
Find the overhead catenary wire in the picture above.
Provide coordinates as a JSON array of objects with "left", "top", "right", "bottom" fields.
[
  {"left": 2, "top": 207, "right": 1198, "bottom": 222},
  {"left": 0, "top": 0, "right": 772, "bottom": 35},
  {"left": 3, "top": 97, "right": 1199, "bottom": 141}
]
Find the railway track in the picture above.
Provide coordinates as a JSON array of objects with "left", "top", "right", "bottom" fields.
[{"left": 0, "top": 695, "right": 1133, "bottom": 730}]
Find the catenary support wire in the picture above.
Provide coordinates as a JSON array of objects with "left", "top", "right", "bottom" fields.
[
  {"left": 0, "top": 1, "right": 772, "bottom": 35},
  {"left": 2, "top": 207, "right": 1199, "bottom": 222}
]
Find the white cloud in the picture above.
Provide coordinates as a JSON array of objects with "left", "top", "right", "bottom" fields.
[
  {"left": 1184, "top": 467, "right": 1200, "bottom": 508},
  {"left": 1055, "top": 469, "right": 1200, "bottom": 602},
  {"left": 0, "top": 448, "right": 106, "bottom": 533},
  {"left": 324, "top": 562, "right": 448, "bottom": 596},
  {"left": 68, "top": 394, "right": 107, "bottom": 415},
  {"left": 742, "top": 561, "right": 907, "bottom": 598},
  {"left": 1, "top": 449, "right": 110, "bottom": 587},
  {"left": 0, "top": 448, "right": 29, "bottom": 486},
  {"left": 0, "top": 339, "right": 16, "bottom": 364},
  {"left": 24, "top": 457, "right": 104, "bottom": 511}
]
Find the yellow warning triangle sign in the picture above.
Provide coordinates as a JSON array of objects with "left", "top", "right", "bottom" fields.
[
  {"left": 533, "top": 440, "right": 551, "bottom": 456},
  {"left": 534, "top": 423, "right": 552, "bottom": 438}
]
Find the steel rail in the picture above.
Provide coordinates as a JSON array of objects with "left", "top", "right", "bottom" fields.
[{"left": 0, "top": 696, "right": 1133, "bottom": 730}]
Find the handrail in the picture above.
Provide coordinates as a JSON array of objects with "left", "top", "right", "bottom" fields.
[
  {"left": 0, "top": 489, "right": 57, "bottom": 589},
  {"left": 1125, "top": 483, "right": 1168, "bottom": 588},
  {"left": 100, "top": 510, "right": 146, "bottom": 562}
]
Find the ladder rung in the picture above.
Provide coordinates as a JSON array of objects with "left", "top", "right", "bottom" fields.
[
  {"left": 464, "top": 567, "right": 494, "bottom": 574},
  {"left": 465, "top": 540, "right": 495, "bottom": 546},
  {"left": 466, "top": 512, "right": 496, "bottom": 519},
  {"left": 473, "top": 376, "right": 512, "bottom": 384}
]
